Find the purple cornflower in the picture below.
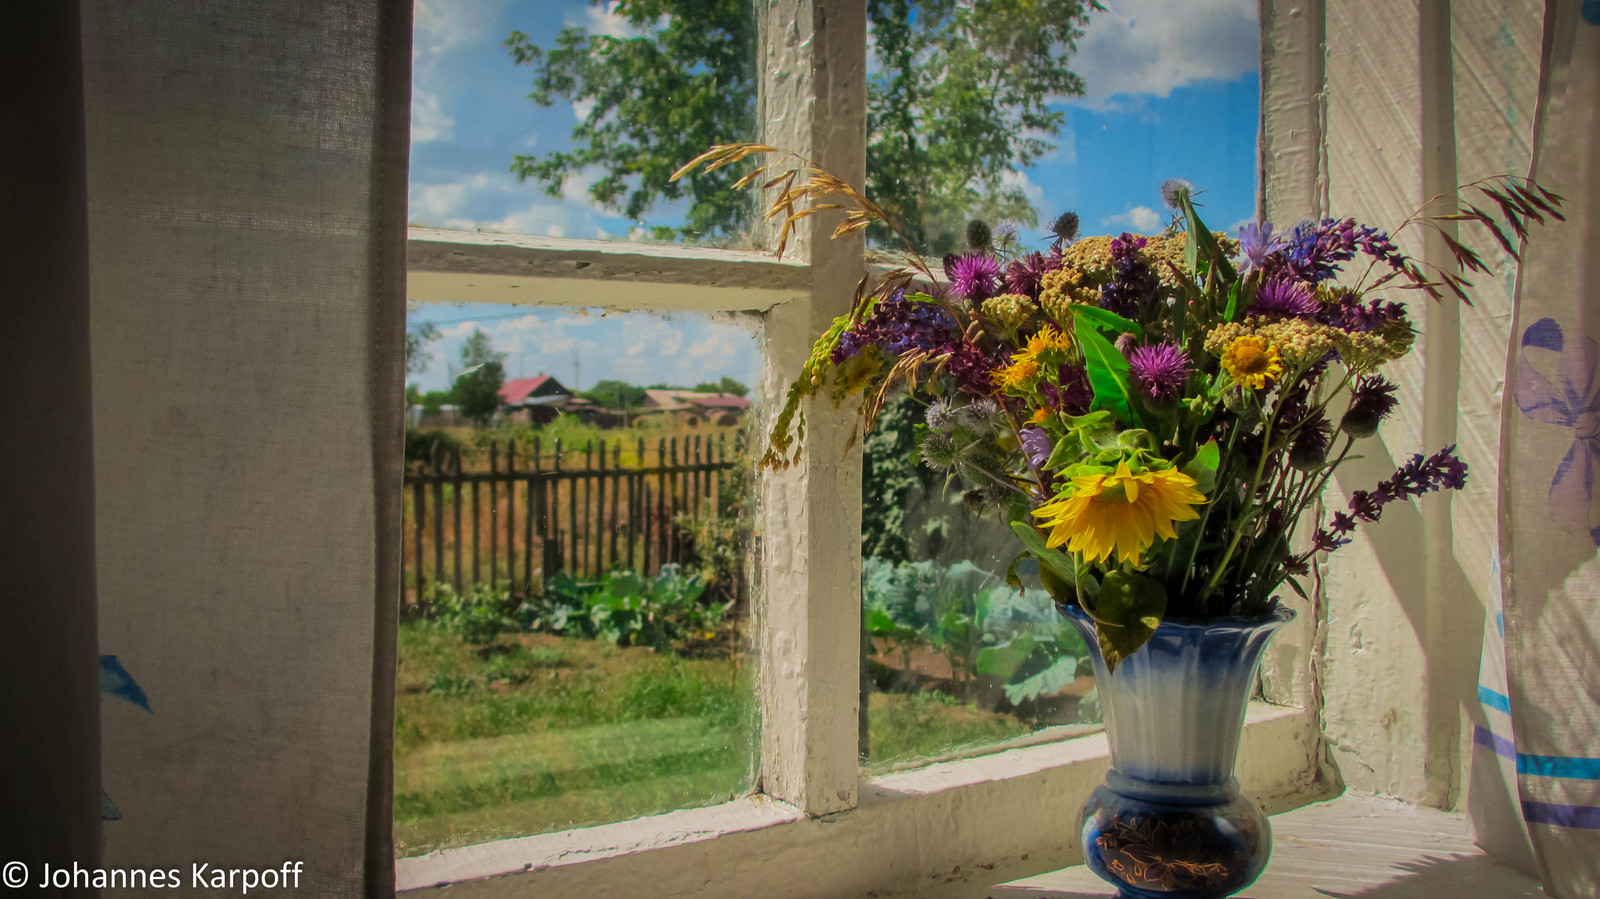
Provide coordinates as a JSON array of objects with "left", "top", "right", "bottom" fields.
[
  {"left": 1237, "top": 221, "right": 1289, "bottom": 272},
  {"left": 1099, "top": 233, "right": 1159, "bottom": 317},
  {"left": 946, "top": 252, "right": 1002, "bottom": 301},
  {"left": 1160, "top": 178, "right": 1194, "bottom": 211},
  {"left": 1279, "top": 217, "right": 1408, "bottom": 284},
  {"left": 1250, "top": 279, "right": 1319, "bottom": 318},
  {"left": 1020, "top": 426, "right": 1054, "bottom": 469},
  {"left": 1340, "top": 375, "right": 1401, "bottom": 437},
  {"left": 1127, "top": 342, "right": 1191, "bottom": 402},
  {"left": 1005, "top": 252, "right": 1050, "bottom": 299}
]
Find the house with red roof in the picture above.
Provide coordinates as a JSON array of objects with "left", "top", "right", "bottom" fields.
[
  {"left": 640, "top": 389, "right": 752, "bottom": 426},
  {"left": 498, "top": 375, "right": 576, "bottom": 425}
]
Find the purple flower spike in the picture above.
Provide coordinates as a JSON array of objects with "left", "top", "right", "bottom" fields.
[
  {"left": 1237, "top": 221, "right": 1289, "bottom": 271},
  {"left": 1127, "top": 342, "right": 1191, "bottom": 401},
  {"left": 1251, "top": 279, "right": 1319, "bottom": 318},
  {"left": 948, "top": 252, "right": 1002, "bottom": 301}
]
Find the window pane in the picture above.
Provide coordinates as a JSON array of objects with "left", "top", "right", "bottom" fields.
[
  {"left": 411, "top": 1, "right": 757, "bottom": 245},
  {"left": 857, "top": 0, "right": 1261, "bottom": 771},
  {"left": 396, "top": 303, "right": 761, "bottom": 855}
]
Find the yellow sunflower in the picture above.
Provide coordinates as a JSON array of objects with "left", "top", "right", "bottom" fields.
[
  {"left": 1031, "top": 461, "right": 1206, "bottom": 566},
  {"left": 1220, "top": 335, "right": 1284, "bottom": 389}
]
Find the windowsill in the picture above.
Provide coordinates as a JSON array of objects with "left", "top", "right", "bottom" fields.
[{"left": 396, "top": 703, "right": 1315, "bottom": 895}]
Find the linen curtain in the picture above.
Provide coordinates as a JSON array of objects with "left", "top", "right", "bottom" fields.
[
  {"left": 75, "top": 1, "right": 407, "bottom": 895},
  {"left": 1472, "top": 1, "right": 1600, "bottom": 896}
]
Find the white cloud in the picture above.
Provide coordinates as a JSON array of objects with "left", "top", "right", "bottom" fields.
[
  {"left": 1103, "top": 205, "right": 1163, "bottom": 232},
  {"left": 1002, "top": 169, "right": 1045, "bottom": 210},
  {"left": 582, "top": 1, "right": 658, "bottom": 39},
  {"left": 414, "top": 0, "right": 501, "bottom": 52},
  {"left": 687, "top": 335, "right": 731, "bottom": 358},
  {"left": 410, "top": 173, "right": 490, "bottom": 220},
  {"left": 573, "top": 97, "right": 597, "bottom": 123},
  {"left": 411, "top": 90, "right": 455, "bottom": 143},
  {"left": 1064, "top": 0, "right": 1257, "bottom": 110}
]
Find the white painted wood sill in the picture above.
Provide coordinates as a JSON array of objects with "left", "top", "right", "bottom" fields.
[
  {"left": 396, "top": 705, "right": 1319, "bottom": 897},
  {"left": 921, "top": 793, "right": 1546, "bottom": 898}
]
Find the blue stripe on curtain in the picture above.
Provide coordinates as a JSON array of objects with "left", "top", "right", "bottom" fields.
[
  {"left": 1524, "top": 801, "right": 1600, "bottom": 830},
  {"left": 1475, "top": 727, "right": 1600, "bottom": 780},
  {"left": 1480, "top": 686, "right": 1514, "bottom": 714}
]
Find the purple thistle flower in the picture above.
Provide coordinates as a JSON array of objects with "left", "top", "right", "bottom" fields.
[
  {"left": 1250, "top": 279, "right": 1320, "bottom": 318},
  {"left": 1020, "top": 426, "right": 1053, "bottom": 469},
  {"left": 1340, "top": 375, "right": 1400, "bottom": 437},
  {"left": 946, "top": 252, "right": 1002, "bottom": 301},
  {"left": 1005, "top": 252, "right": 1050, "bottom": 299},
  {"left": 1289, "top": 414, "right": 1333, "bottom": 469},
  {"left": 1042, "top": 365, "right": 1094, "bottom": 415},
  {"left": 1160, "top": 178, "right": 1194, "bottom": 211},
  {"left": 1237, "top": 221, "right": 1289, "bottom": 272},
  {"left": 1050, "top": 211, "right": 1081, "bottom": 243},
  {"left": 1127, "top": 341, "right": 1191, "bottom": 402}
]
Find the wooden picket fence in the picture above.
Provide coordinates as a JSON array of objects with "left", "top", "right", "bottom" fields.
[{"left": 402, "top": 434, "right": 740, "bottom": 603}]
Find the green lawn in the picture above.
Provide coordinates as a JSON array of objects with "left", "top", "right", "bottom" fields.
[{"left": 394, "top": 622, "right": 1038, "bottom": 856}]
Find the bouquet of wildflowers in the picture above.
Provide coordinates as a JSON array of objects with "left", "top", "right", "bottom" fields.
[{"left": 676, "top": 146, "right": 1562, "bottom": 669}]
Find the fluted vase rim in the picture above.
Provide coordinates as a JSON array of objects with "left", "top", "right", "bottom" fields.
[{"left": 1061, "top": 599, "right": 1296, "bottom": 631}]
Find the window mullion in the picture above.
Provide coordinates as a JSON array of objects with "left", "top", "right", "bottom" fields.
[{"left": 754, "top": 0, "right": 868, "bottom": 816}]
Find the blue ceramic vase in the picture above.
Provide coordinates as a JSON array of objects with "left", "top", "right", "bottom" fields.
[{"left": 1063, "top": 603, "right": 1295, "bottom": 899}]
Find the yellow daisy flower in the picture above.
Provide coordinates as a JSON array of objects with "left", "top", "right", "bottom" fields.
[
  {"left": 992, "top": 357, "right": 1042, "bottom": 391},
  {"left": 1220, "top": 335, "right": 1284, "bottom": 389},
  {"left": 1020, "top": 324, "right": 1073, "bottom": 364},
  {"left": 1031, "top": 461, "right": 1206, "bottom": 566},
  {"left": 1027, "top": 406, "right": 1051, "bottom": 426}
]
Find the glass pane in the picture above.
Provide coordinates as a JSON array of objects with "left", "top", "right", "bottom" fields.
[
  {"left": 411, "top": 0, "right": 757, "bottom": 245},
  {"left": 396, "top": 303, "right": 761, "bottom": 855},
  {"left": 858, "top": 1, "right": 1261, "bottom": 771}
]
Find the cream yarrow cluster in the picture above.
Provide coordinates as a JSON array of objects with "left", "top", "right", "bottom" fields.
[
  {"left": 1038, "top": 267, "right": 1099, "bottom": 322},
  {"left": 980, "top": 292, "right": 1038, "bottom": 331}
]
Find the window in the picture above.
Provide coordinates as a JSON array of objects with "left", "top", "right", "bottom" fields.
[{"left": 396, "top": 1, "right": 1317, "bottom": 893}]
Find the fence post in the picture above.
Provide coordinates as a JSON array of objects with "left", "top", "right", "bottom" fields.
[
  {"left": 554, "top": 437, "right": 567, "bottom": 576},
  {"left": 506, "top": 439, "right": 517, "bottom": 592},
  {"left": 610, "top": 442, "right": 622, "bottom": 571},
  {"left": 656, "top": 438, "right": 668, "bottom": 569},
  {"left": 452, "top": 445, "right": 463, "bottom": 593},
  {"left": 594, "top": 440, "right": 606, "bottom": 575},
  {"left": 524, "top": 440, "right": 535, "bottom": 590},
  {"left": 489, "top": 441, "right": 498, "bottom": 587},
  {"left": 412, "top": 473, "right": 426, "bottom": 611},
  {"left": 431, "top": 442, "right": 444, "bottom": 598},
  {"left": 568, "top": 439, "right": 580, "bottom": 577}
]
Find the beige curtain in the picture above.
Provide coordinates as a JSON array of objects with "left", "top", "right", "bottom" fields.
[
  {"left": 79, "top": 2, "right": 409, "bottom": 895},
  {"left": 1473, "top": 2, "right": 1600, "bottom": 896}
]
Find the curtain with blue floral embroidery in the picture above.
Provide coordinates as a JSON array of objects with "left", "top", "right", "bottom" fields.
[{"left": 1473, "top": 2, "right": 1600, "bottom": 895}]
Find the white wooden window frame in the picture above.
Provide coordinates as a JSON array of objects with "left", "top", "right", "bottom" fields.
[{"left": 395, "top": 2, "right": 1324, "bottom": 894}]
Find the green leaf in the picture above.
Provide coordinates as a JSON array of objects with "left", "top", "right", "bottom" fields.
[
  {"left": 975, "top": 633, "right": 1039, "bottom": 679},
  {"left": 1072, "top": 309, "right": 1136, "bottom": 424},
  {"left": 1224, "top": 279, "right": 1242, "bottom": 322},
  {"left": 1069, "top": 304, "right": 1143, "bottom": 338},
  {"left": 1002, "top": 655, "right": 1080, "bottom": 705},
  {"left": 863, "top": 607, "right": 897, "bottom": 635},
  {"left": 1091, "top": 570, "right": 1168, "bottom": 673},
  {"left": 1283, "top": 576, "right": 1310, "bottom": 602},
  {"left": 904, "top": 291, "right": 940, "bottom": 303},
  {"left": 1009, "top": 521, "right": 1078, "bottom": 589},
  {"left": 1180, "top": 438, "right": 1220, "bottom": 496}
]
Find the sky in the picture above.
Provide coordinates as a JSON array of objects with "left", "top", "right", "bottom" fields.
[{"left": 406, "top": 0, "right": 1261, "bottom": 394}]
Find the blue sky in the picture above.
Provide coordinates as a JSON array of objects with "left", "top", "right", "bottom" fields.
[{"left": 407, "top": 0, "right": 1261, "bottom": 393}]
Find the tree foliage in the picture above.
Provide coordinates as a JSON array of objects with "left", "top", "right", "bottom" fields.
[
  {"left": 583, "top": 379, "right": 649, "bottom": 409},
  {"left": 453, "top": 329, "right": 507, "bottom": 425},
  {"left": 693, "top": 376, "right": 748, "bottom": 397},
  {"left": 506, "top": 0, "right": 1096, "bottom": 252},
  {"left": 505, "top": 0, "right": 757, "bottom": 242},
  {"left": 406, "top": 321, "right": 441, "bottom": 377}
]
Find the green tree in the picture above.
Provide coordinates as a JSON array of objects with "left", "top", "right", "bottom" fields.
[
  {"left": 506, "top": 0, "right": 1096, "bottom": 252},
  {"left": 452, "top": 329, "right": 506, "bottom": 426},
  {"left": 583, "top": 379, "right": 649, "bottom": 409},
  {"left": 692, "top": 376, "right": 748, "bottom": 397},
  {"left": 406, "top": 321, "right": 442, "bottom": 377}
]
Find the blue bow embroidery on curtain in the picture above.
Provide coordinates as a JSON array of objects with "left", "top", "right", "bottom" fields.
[{"left": 1516, "top": 317, "right": 1600, "bottom": 545}]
